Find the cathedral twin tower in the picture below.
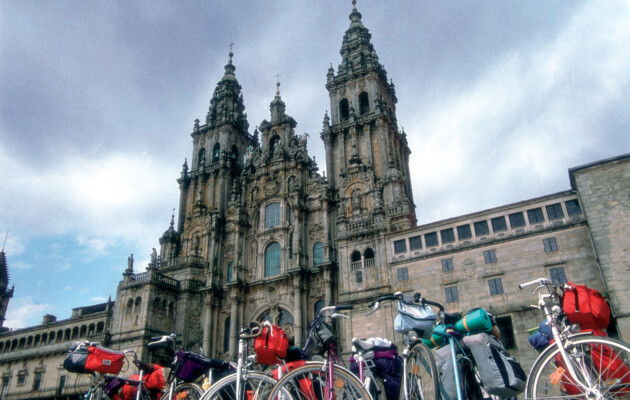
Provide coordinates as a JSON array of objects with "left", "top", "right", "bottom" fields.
[{"left": 119, "top": 3, "right": 416, "bottom": 358}]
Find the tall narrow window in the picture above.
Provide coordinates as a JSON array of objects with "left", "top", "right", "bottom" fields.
[
  {"left": 198, "top": 148, "right": 206, "bottom": 169},
  {"left": 445, "top": 286, "right": 459, "bottom": 303},
  {"left": 364, "top": 248, "right": 375, "bottom": 268},
  {"left": 339, "top": 98, "right": 349, "bottom": 120},
  {"left": 227, "top": 262, "right": 234, "bottom": 282},
  {"left": 223, "top": 317, "right": 231, "bottom": 353},
  {"left": 484, "top": 249, "right": 497, "bottom": 264},
  {"left": 33, "top": 371, "right": 42, "bottom": 391},
  {"left": 265, "top": 242, "right": 281, "bottom": 277},
  {"left": 359, "top": 91, "right": 369, "bottom": 115},
  {"left": 496, "top": 316, "right": 516, "bottom": 349},
  {"left": 397, "top": 267, "right": 409, "bottom": 281},
  {"left": 265, "top": 203, "right": 281, "bottom": 228},
  {"left": 351, "top": 251, "right": 362, "bottom": 270},
  {"left": 441, "top": 258, "right": 454, "bottom": 272},
  {"left": 543, "top": 237, "right": 558, "bottom": 252},
  {"left": 313, "top": 242, "right": 324, "bottom": 266},
  {"left": 550, "top": 266, "right": 568, "bottom": 285},
  {"left": 489, "top": 278, "right": 504, "bottom": 295},
  {"left": 212, "top": 143, "right": 221, "bottom": 163},
  {"left": 355, "top": 270, "right": 363, "bottom": 282}
]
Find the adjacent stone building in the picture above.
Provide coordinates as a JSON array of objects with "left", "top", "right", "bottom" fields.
[{"left": 0, "top": 3, "right": 628, "bottom": 399}]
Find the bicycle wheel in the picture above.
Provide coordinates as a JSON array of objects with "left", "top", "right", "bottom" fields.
[
  {"left": 402, "top": 342, "right": 439, "bottom": 400},
  {"left": 268, "top": 363, "right": 371, "bottom": 400},
  {"left": 526, "top": 334, "right": 630, "bottom": 399},
  {"left": 164, "top": 382, "right": 204, "bottom": 400},
  {"left": 199, "top": 371, "right": 277, "bottom": 400}
]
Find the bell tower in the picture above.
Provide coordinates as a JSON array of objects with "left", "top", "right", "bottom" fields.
[{"left": 320, "top": 1, "right": 416, "bottom": 233}]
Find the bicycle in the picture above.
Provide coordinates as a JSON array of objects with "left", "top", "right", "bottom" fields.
[
  {"left": 353, "top": 292, "right": 439, "bottom": 400},
  {"left": 199, "top": 321, "right": 280, "bottom": 400},
  {"left": 267, "top": 304, "right": 372, "bottom": 400},
  {"left": 519, "top": 278, "right": 630, "bottom": 399}
]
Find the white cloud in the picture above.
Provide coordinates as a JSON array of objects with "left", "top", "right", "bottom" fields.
[{"left": 4, "top": 297, "right": 51, "bottom": 329}]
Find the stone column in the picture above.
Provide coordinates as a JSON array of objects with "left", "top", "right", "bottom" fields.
[
  {"left": 202, "top": 292, "right": 213, "bottom": 355},
  {"left": 228, "top": 290, "right": 239, "bottom": 359},
  {"left": 324, "top": 267, "right": 333, "bottom": 306},
  {"left": 293, "top": 275, "right": 303, "bottom": 347},
  {"left": 323, "top": 135, "right": 335, "bottom": 189},
  {"left": 364, "top": 125, "right": 372, "bottom": 167}
]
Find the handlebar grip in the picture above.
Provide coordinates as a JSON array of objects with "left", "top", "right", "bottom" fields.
[
  {"left": 519, "top": 278, "right": 548, "bottom": 289},
  {"left": 335, "top": 304, "right": 353, "bottom": 311},
  {"left": 422, "top": 299, "right": 445, "bottom": 312}
]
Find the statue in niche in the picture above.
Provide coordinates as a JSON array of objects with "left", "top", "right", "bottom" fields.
[
  {"left": 351, "top": 189, "right": 362, "bottom": 212},
  {"left": 151, "top": 248, "right": 157, "bottom": 264},
  {"left": 288, "top": 176, "right": 298, "bottom": 192}
]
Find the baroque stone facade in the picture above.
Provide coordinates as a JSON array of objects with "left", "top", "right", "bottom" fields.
[{"left": 0, "top": 3, "right": 629, "bottom": 399}]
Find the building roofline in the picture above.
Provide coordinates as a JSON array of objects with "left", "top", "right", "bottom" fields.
[{"left": 569, "top": 153, "right": 630, "bottom": 189}]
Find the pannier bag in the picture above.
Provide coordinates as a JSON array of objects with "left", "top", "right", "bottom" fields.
[
  {"left": 85, "top": 346, "right": 125, "bottom": 374},
  {"left": 563, "top": 282, "right": 611, "bottom": 330},
  {"left": 173, "top": 349, "right": 231, "bottom": 382},
  {"left": 304, "top": 317, "right": 334, "bottom": 356},
  {"left": 271, "top": 360, "right": 318, "bottom": 400},
  {"left": 554, "top": 329, "right": 630, "bottom": 396},
  {"left": 463, "top": 333, "right": 526, "bottom": 397},
  {"left": 434, "top": 343, "right": 465, "bottom": 400},
  {"left": 119, "top": 365, "right": 169, "bottom": 400},
  {"left": 393, "top": 300, "right": 436, "bottom": 338},
  {"left": 350, "top": 342, "right": 402, "bottom": 400},
  {"left": 254, "top": 323, "right": 289, "bottom": 365},
  {"left": 63, "top": 343, "right": 89, "bottom": 373}
]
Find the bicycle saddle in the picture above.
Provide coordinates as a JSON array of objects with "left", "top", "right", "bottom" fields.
[{"left": 443, "top": 312, "right": 462, "bottom": 325}]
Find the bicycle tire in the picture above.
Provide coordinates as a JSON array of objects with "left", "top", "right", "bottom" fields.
[
  {"left": 402, "top": 342, "right": 439, "bottom": 400},
  {"left": 526, "top": 334, "right": 630, "bottom": 399},
  {"left": 164, "top": 382, "right": 204, "bottom": 400},
  {"left": 199, "top": 371, "right": 277, "bottom": 400},
  {"left": 268, "top": 363, "right": 371, "bottom": 400}
]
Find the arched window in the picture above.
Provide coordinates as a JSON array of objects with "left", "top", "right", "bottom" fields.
[
  {"left": 313, "top": 242, "right": 324, "bottom": 266},
  {"left": 227, "top": 262, "right": 234, "bottom": 282},
  {"left": 224, "top": 316, "right": 231, "bottom": 353},
  {"left": 212, "top": 143, "right": 221, "bottom": 163},
  {"left": 339, "top": 98, "right": 349, "bottom": 120},
  {"left": 278, "top": 309, "right": 294, "bottom": 327},
  {"left": 269, "top": 135, "right": 281, "bottom": 158},
  {"left": 265, "top": 242, "right": 281, "bottom": 277},
  {"left": 197, "top": 148, "right": 206, "bottom": 169},
  {"left": 126, "top": 298, "right": 134, "bottom": 314},
  {"left": 314, "top": 300, "right": 325, "bottom": 316},
  {"left": 135, "top": 296, "right": 142, "bottom": 311},
  {"left": 359, "top": 91, "right": 369, "bottom": 115},
  {"left": 265, "top": 202, "right": 281, "bottom": 228},
  {"left": 364, "top": 247, "right": 375, "bottom": 268},
  {"left": 350, "top": 250, "right": 362, "bottom": 270}
]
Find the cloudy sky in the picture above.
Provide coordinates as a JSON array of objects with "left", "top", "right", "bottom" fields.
[{"left": 1, "top": 1, "right": 629, "bottom": 329}]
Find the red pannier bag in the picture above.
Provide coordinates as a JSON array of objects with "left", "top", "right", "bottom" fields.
[
  {"left": 121, "top": 365, "right": 168, "bottom": 400},
  {"left": 554, "top": 330, "right": 630, "bottom": 396},
  {"left": 563, "top": 282, "right": 611, "bottom": 330},
  {"left": 85, "top": 346, "right": 125, "bottom": 374},
  {"left": 271, "top": 361, "right": 317, "bottom": 400},
  {"left": 254, "top": 323, "right": 288, "bottom": 365}
]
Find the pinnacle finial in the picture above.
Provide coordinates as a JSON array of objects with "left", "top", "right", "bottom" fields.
[
  {"left": 352, "top": 0, "right": 357, "bottom": 10},
  {"left": 275, "top": 74, "right": 281, "bottom": 96},
  {"left": 228, "top": 41, "right": 236, "bottom": 64}
]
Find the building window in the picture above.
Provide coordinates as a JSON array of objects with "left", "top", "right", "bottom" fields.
[
  {"left": 496, "top": 316, "right": 516, "bottom": 349},
  {"left": 565, "top": 199, "right": 581, "bottom": 216},
  {"left": 425, "top": 232, "right": 438, "bottom": 247},
  {"left": 364, "top": 248, "right": 375, "bottom": 268},
  {"left": 474, "top": 220, "right": 490, "bottom": 236},
  {"left": 543, "top": 237, "right": 558, "bottom": 252},
  {"left": 527, "top": 207, "right": 545, "bottom": 224},
  {"left": 489, "top": 278, "right": 504, "bottom": 295},
  {"left": 457, "top": 224, "right": 472, "bottom": 240},
  {"left": 484, "top": 249, "right": 497, "bottom": 264},
  {"left": 264, "top": 242, "right": 281, "bottom": 277},
  {"left": 212, "top": 143, "right": 221, "bottom": 163},
  {"left": 394, "top": 239, "right": 407, "bottom": 254},
  {"left": 546, "top": 203, "right": 564, "bottom": 221},
  {"left": 359, "top": 91, "right": 369, "bottom": 115},
  {"left": 17, "top": 372, "right": 26, "bottom": 386},
  {"left": 491, "top": 216, "right": 507, "bottom": 232},
  {"left": 445, "top": 286, "right": 459, "bottom": 303},
  {"left": 339, "top": 98, "right": 349, "bottom": 120},
  {"left": 355, "top": 270, "right": 363, "bottom": 283},
  {"left": 198, "top": 148, "right": 206, "bottom": 169},
  {"left": 441, "top": 258, "right": 454, "bottom": 272},
  {"left": 33, "top": 371, "right": 43, "bottom": 391},
  {"left": 509, "top": 212, "right": 526, "bottom": 228},
  {"left": 409, "top": 235, "right": 422, "bottom": 250},
  {"left": 397, "top": 267, "right": 409, "bottom": 281},
  {"left": 440, "top": 228, "right": 455, "bottom": 244},
  {"left": 550, "top": 266, "right": 568, "bottom": 285},
  {"left": 313, "top": 242, "right": 324, "bottom": 266},
  {"left": 314, "top": 300, "right": 325, "bottom": 315},
  {"left": 224, "top": 317, "right": 230, "bottom": 353},
  {"left": 265, "top": 202, "right": 281, "bottom": 228},
  {"left": 227, "top": 262, "right": 234, "bottom": 282},
  {"left": 2, "top": 375, "right": 10, "bottom": 396}
]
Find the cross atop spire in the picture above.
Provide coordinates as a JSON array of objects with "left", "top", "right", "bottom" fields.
[
  {"left": 228, "top": 41, "right": 236, "bottom": 64},
  {"left": 275, "top": 74, "right": 281, "bottom": 96}
]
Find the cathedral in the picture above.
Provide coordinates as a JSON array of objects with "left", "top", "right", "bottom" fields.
[{"left": 1, "top": 3, "right": 629, "bottom": 399}]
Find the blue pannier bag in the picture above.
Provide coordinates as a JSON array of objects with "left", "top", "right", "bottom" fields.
[{"left": 528, "top": 330, "right": 550, "bottom": 351}]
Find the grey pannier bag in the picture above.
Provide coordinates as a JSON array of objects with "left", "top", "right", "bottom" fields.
[{"left": 462, "top": 333, "right": 526, "bottom": 397}]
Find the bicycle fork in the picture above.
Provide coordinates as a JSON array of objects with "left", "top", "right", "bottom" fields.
[{"left": 448, "top": 337, "right": 463, "bottom": 400}]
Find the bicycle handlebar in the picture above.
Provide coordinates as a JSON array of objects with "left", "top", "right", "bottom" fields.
[
  {"left": 518, "top": 278, "right": 551, "bottom": 290},
  {"left": 239, "top": 321, "right": 263, "bottom": 339}
]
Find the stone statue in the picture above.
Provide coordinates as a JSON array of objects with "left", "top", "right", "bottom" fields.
[{"left": 151, "top": 248, "right": 157, "bottom": 264}]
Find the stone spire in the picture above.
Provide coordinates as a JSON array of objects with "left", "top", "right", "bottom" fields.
[
  {"left": 270, "top": 75, "right": 287, "bottom": 124},
  {"left": 205, "top": 46, "right": 249, "bottom": 132}
]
